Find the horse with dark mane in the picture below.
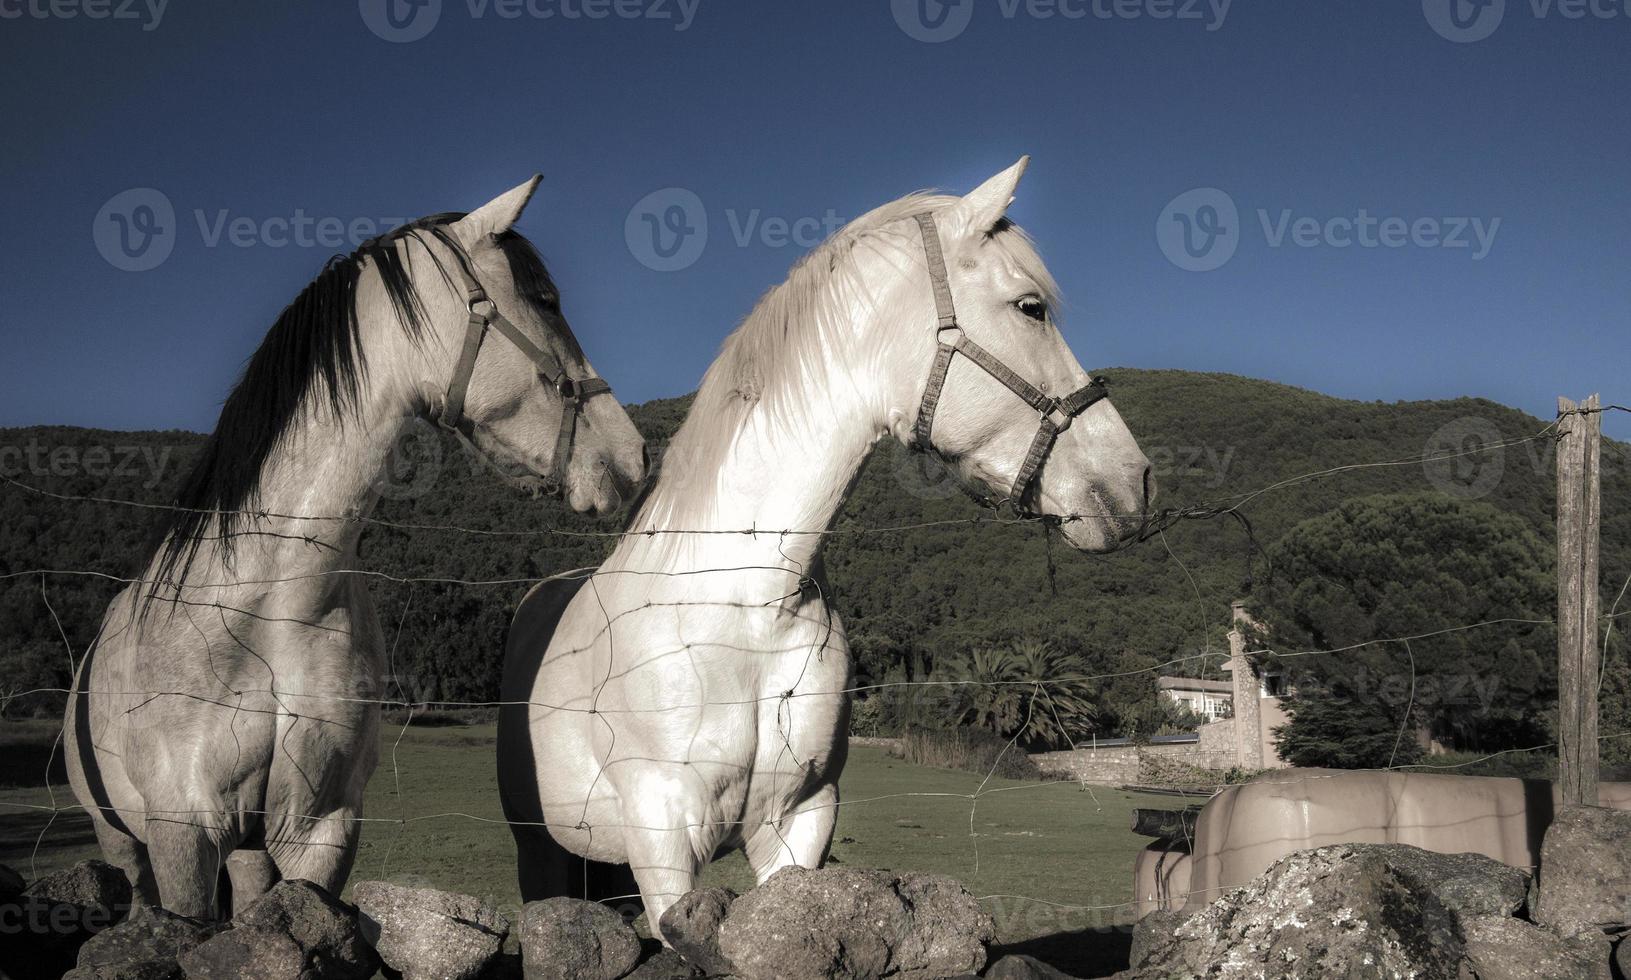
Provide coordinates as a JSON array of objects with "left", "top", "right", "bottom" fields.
[{"left": 67, "top": 178, "right": 645, "bottom": 918}]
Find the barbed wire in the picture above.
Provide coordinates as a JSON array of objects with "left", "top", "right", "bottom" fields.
[
  {"left": 0, "top": 420, "right": 1571, "bottom": 543},
  {"left": 2, "top": 413, "right": 1627, "bottom": 940}
]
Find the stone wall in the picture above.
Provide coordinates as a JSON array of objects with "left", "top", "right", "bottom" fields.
[{"left": 1033, "top": 738, "right": 1237, "bottom": 785}]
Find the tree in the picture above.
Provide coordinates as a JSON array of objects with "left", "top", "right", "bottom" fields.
[
  {"left": 934, "top": 640, "right": 1098, "bottom": 748},
  {"left": 1258, "top": 492, "right": 1554, "bottom": 763}
]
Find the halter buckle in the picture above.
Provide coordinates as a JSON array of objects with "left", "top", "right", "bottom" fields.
[{"left": 1042, "top": 398, "right": 1073, "bottom": 434}]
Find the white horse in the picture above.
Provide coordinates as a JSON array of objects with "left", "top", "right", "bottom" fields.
[
  {"left": 499, "top": 158, "right": 1153, "bottom": 936},
  {"left": 67, "top": 177, "right": 646, "bottom": 919}
]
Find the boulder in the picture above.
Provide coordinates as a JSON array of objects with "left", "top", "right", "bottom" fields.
[
  {"left": 178, "top": 879, "right": 376, "bottom": 980},
  {"left": 622, "top": 949, "right": 701, "bottom": 979},
  {"left": 982, "top": 953, "right": 1078, "bottom": 978},
  {"left": 715, "top": 867, "right": 993, "bottom": 980},
  {"left": 63, "top": 906, "right": 217, "bottom": 980},
  {"left": 518, "top": 897, "right": 642, "bottom": 980},
  {"left": 1127, "top": 909, "right": 1188, "bottom": 969},
  {"left": 1370, "top": 843, "right": 1529, "bottom": 921},
  {"left": 1529, "top": 805, "right": 1631, "bottom": 938},
  {"left": 23, "top": 859, "right": 133, "bottom": 933},
  {"left": 656, "top": 887, "right": 735, "bottom": 977},
  {"left": 352, "top": 881, "right": 508, "bottom": 980},
  {"left": 1459, "top": 915, "right": 1610, "bottom": 980},
  {"left": 3, "top": 860, "right": 134, "bottom": 980},
  {"left": 1122, "top": 843, "right": 1480, "bottom": 979}
]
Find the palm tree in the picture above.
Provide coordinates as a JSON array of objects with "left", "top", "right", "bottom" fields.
[{"left": 937, "top": 640, "right": 1098, "bottom": 748}]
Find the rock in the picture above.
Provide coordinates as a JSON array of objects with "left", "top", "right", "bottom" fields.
[
  {"left": 24, "top": 859, "right": 133, "bottom": 933},
  {"left": 178, "top": 879, "right": 376, "bottom": 980},
  {"left": 1530, "top": 805, "right": 1631, "bottom": 938},
  {"left": 982, "top": 953, "right": 1078, "bottom": 978},
  {"left": 1123, "top": 843, "right": 1472, "bottom": 979},
  {"left": 622, "top": 949, "right": 701, "bottom": 979},
  {"left": 63, "top": 906, "right": 217, "bottom": 980},
  {"left": 1127, "top": 909, "right": 1187, "bottom": 968},
  {"left": 716, "top": 867, "right": 993, "bottom": 980},
  {"left": 1371, "top": 844, "right": 1529, "bottom": 921},
  {"left": 518, "top": 897, "right": 642, "bottom": 980},
  {"left": 1459, "top": 915, "right": 1610, "bottom": 980},
  {"left": 3, "top": 860, "right": 135, "bottom": 980},
  {"left": 656, "top": 887, "right": 735, "bottom": 977},
  {"left": 353, "top": 881, "right": 508, "bottom": 980}
]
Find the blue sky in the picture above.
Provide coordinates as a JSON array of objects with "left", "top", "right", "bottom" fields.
[{"left": 0, "top": 0, "right": 1626, "bottom": 439}]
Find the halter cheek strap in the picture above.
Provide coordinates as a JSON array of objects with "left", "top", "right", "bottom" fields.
[
  {"left": 911, "top": 212, "right": 1111, "bottom": 509},
  {"left": 436, "top": 253, "right": 613, "bottom": 491}
]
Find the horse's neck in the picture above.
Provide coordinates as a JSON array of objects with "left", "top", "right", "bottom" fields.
[
  {"left": 181, "top": 402, "right": 408, "bottom": 603},
  {"left": 638, "top": 385, "right": 882, "bottom": 579}
]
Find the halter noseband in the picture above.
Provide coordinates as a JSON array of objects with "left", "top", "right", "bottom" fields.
[
  {"left": 436, "top": 250, "right": 613, "bottom": 492},
  {"left": 911, "top": 211, "right": 1111, "bottom": 511}
]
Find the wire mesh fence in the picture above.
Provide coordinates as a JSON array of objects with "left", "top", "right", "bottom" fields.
[{"left": 1, "top": 405, "right": 1628, "bottom": 936}]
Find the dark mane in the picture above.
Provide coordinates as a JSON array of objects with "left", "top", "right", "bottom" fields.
[{"left": 150, "top": 213, "right": 561, "bottom": 592}]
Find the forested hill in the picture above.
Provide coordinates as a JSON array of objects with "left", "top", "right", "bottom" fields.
[{"left": 4, "top": 370, "right": 1627, "bottom": 723}]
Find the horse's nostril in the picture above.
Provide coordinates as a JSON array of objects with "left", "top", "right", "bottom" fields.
[{"left": 1142, "top": 465, "right": 1157, "bottom": 507}]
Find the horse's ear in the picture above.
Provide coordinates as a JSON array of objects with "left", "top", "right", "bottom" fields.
[
  {"left": 946, "top": 156, "right": 1029, "bottom": 240},
  {"left": 453, "top": 175, "right": 542, "bottom": 246}
]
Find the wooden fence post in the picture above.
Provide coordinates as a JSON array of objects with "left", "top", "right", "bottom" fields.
[{"left": 1557, "top": 394, "right": 1602, "bottom": 807}]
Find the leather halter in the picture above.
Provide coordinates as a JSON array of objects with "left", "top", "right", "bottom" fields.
[
  {"left": 911, "top": 212, "right": 1111, "bottom": 511},
  {"left": 435, "top": 250, "right": 613, "bottom": 492}
]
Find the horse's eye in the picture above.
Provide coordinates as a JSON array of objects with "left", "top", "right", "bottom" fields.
[{"left": 1016, "top": 297, "right": 1047, "bottom": 322}]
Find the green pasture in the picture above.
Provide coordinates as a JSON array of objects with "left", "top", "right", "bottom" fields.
[{"left": 0, "top": 721, "right": 1176, "bottom": 975}]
